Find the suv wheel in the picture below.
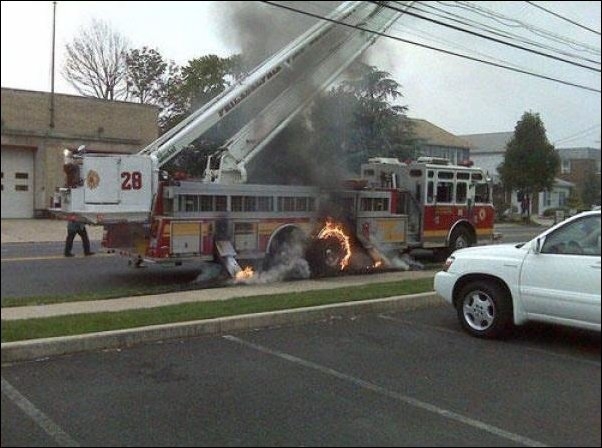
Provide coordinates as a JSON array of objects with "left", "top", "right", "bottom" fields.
[{"left": 456, "top": 280, "right": 513, "bottom": 338}]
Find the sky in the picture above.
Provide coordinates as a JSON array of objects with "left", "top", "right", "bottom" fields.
[{"left": 1, "top": 1, "right": 600, "bottom": 148}]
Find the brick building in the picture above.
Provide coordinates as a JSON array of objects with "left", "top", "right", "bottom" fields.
[
  {"left": 1, "top": 88, "right": 158, "bottom": 218},
  {"left": 556, "top": 147, "right": 601, "bottom": 201}
]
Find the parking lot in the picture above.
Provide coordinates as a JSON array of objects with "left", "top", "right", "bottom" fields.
[{"left": 2, "top": 305, "right": 600, "bottom": 447}]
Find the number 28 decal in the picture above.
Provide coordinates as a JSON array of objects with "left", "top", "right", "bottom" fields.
[{"left": 121, "top": 171, "right": 142, "bottom": 190}]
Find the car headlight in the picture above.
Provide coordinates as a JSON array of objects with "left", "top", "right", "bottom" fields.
[{"left": 442, "top": 255, "right": 455, "bottom": 272}]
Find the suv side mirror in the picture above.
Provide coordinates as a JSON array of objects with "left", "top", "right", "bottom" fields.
[{"left": 532, "top": 237, "right": 543, "bottom": 254}]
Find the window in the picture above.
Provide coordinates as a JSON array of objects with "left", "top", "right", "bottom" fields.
[
  {"left": 15, "top": 172, "right": 29, "bottom": 179},
  {"left": 558, "top": 191, "right": 567, "bottom": 207},
  {"left": 244, "top": 196, "right": 256, "bottom": 212},
  {"left": 257, "top": 196, "right": 273, "bottom": 212},
  {"left": 410, "top": 169, "right": 422, "bottom": 177},
  {"left": 436, "top": 182, "right": 454, "bottom": 203},
  {"left": 278, "top": 197, "right": 295, "bottom": 212},
  {"left": 474, "top": 183, "right": 489, "bottom": 203},
  {"left": 200, "top": 195, "right": 213, "bottom": 212},
  {"left": 438, "top": 171, "right": 454, "bottom": 179},
  {"left": 180, "top": 195, "right": 198, "bottom": 212},
  {"left": 295, "top": 197, "right": 307, "bottom": 212},
  {"left": 561, "top": 160, "right": 569, "bottom": 173},
  {"left": 456, "top": 183, "right": 467, "bottom": 203},
  {"left": 231, "top": 196, "right": 243, "bottom": 212},
  {"left": 15, "top": 185, "right": 29, "bottom": 191},
  {"left": 457, "top": 172, "right": 470, "bottom": 180},
  {"left": 471, "top": 173, "right": 483, "bottom": 181},
  {"left": 427, "top": 181, "right": 434, "bottom": 204},
  {"left": 361, "top": 197, "right": 389, "bottom": 211},
  {"left": 543, "top": 215, "right": 601, "bottom": 256},
  {"left": 215, "top": 196, "right": 227, "bottom": 211},
  {"left": 543, "top": 191, "right": 551, "bottom": 207}
]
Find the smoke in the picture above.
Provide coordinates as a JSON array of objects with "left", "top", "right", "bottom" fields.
[
  {"left": 234, "top": 240, "right": 311, "bottom": 285},
  {"left": 389, "top": 253, "right": 424, "bottom": 271},
  {"left": 193, "top": 263, "right": 224, "bottom": 283},
  {"left": 214, "top": 2, "right": 341, "bottom": 67}
]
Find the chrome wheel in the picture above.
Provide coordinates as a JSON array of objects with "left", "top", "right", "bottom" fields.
[{"left": 462, "top": 290, "right": 496, "bottom": 331}]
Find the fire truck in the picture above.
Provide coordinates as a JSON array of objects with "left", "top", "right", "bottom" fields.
[{"left": 52, "top": 1, "right": 494, "bottom": 277}]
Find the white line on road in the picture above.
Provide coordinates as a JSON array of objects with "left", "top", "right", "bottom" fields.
[
  {"left": 223, "top": 335, "right": 548, "bottom": 447},
  {"left": 1, "top": 377, "right": 80, "bottom": 447}
]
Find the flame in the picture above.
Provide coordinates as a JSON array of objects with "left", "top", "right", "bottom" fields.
[
  {"left": 317, "top": 219, "right": 352, "bottom": 270},
  {"left": 373, "top": 260, "right": 383, "bottom": 268},
  {"left": 235, "top": 266, "right": 254, "bottom": 281}
]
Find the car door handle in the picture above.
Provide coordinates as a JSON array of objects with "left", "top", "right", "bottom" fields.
[{"left": 592, "top": 262, "right": 601, "bottom": 269}]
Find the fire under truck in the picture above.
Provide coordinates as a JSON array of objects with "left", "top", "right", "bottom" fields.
[{"left": 52, "top": 1, "right": 494, "bottom": 278}]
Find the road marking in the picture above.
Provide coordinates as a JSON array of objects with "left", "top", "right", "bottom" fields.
[
  {"left": 1, "top": 253, "right": 113, "bottom": 262},
  {"left": 224, "top": 335, "right": 548, "bottom": 447},
  {"left": 378, "top": 314, "right": 602, "bottom": 368},
  {"left": 1, "top": 377, "right": 80, "bottom": 447}
]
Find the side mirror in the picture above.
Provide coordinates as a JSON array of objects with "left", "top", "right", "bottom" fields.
[{"left": 532, "top": 237, "right": 543, "bottom": 254}]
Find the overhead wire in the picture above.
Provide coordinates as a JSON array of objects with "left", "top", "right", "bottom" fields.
[
  {"left": 372, "top": 1, "right": 600, "bottom": 73},
  {"left": 260, "top": 2, "right": 600, "bottom": 93},
  {"left": 439, "top": 1, "right": 600, "bottom": 55},
  {"left": 553, "top": 124, "right": 601, "bottom": 145},
  {"left": 525, "top": 1, "right": 601, "bottom": 36},
  {"left": 402, "top": 1, "right": 600, "bottom": 66}
]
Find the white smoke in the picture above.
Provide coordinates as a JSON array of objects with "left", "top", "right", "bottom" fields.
[{"left": 234, "top": 240, "right": 311, "bottom": 285}]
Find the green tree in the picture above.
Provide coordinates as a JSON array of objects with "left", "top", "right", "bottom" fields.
[
  {"left": 498, "top": 111, "right": 560, "bottom": 217},
  {"left": 125, "top": 47, "right": 168, "bottom": 104},
  {"left": 161, "top": 54, "right": 242, "bottom": 176},
  {"left": 581, "top": 169, "right": 601, "bottom": 208}
]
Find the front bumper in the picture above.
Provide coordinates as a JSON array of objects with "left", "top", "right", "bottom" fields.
[{"left": 434, "top": 271, "right": 458, "bottom": 305}]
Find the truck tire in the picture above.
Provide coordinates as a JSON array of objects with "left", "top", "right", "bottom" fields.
[
  {"left": 456, "top": 280, "right": 513, "bottom": 339},
  {"left": 448, "top": 226, "right": 472, "bottom": 254},
  {"left": 306, "top": 235, "right": 346, "bottom": 277}
]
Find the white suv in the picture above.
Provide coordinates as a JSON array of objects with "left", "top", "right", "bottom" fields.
[{"left": 434, "top": 210, "right": 601, "bottom": 338}]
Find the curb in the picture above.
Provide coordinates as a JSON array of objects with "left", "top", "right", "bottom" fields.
[{"left": 1, "top": 292, "right": 442, "bottom": 363}]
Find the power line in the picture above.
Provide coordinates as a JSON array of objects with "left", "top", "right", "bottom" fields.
[
  {"left": 525, "top": 1, "right": 601, "bottom": 36},
  {"left": 405, "top": 1, "right": 600, "bottom": 66},
  {"left": 438, "top": 1, "right": 600, "bottom": 56},
  {"left": 261, "top": 1, "right": 601, "bottom": 94},
  {"left": 554, "top": 124, "right": 601, "bottom": 145},
  {"left": 373, "top": 1, "right": 600, "bottom": 73}
]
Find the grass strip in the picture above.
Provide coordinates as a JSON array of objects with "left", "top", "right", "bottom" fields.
[
  {"left": 1, "top": 277, "right": 434, "bottom": 343},
  {"left": 0, "top": 283, "right": 204, "bottom": 308}
]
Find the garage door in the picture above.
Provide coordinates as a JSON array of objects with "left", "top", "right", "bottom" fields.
[{"left": 1, "top": 147, "right": 34, "bottom": 218}]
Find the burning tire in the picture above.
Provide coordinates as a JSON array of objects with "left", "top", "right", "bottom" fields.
[{"left": 306, "top": 235, "right": 348, "bottom": 277}]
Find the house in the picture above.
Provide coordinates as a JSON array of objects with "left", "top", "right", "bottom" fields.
[
  {"left": 1, "top": 88, "right": 159, "bottom": 218},
  {"left": 556, "top": 147, "right": 601, "bottom": 208},
  {"left": 407, "top": 118, "right": 471, "bottom": 165},
  {"left": 461, "top": 132, "right": 585, "bottom": 216}
]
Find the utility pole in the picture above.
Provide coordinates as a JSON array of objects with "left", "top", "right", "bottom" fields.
[{"left": 49, "top": 1, "right": 57, "bottom": 128}]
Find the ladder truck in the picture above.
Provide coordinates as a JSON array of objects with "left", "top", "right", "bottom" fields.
[{"left": 53, "top": 1, "right": 495, "bottom": 275}]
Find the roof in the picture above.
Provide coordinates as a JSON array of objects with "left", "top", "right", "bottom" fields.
[
  {"left": 556, "top": 146, "right": 601, "bottom": 161},
  {"left": 407, "top": 118, "right": 471, "bottom": 149},
  {"left": 460, "top": 132, "right": 514, "bottom": 153},
  {"left": 553, "top": 177, "right": 575, "bottom": 188}
]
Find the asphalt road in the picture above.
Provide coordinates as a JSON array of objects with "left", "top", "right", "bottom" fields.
[
  {"left": 2, "top": 306, "right": 599, "bottom": 447},
  {"left": 0, "top": 223, "right": 546, "bottom": 301}
]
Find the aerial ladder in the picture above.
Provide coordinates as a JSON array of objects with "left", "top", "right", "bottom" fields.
[{"left": 53, "top": 1, "right": 407, "bottom": 226}]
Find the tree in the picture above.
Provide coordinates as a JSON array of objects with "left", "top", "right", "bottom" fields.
[
  {"left": 247, "top": 62, "right": 413, "bottom": 185},
  {"left": 63, "top": 20, "right": 129, "bottom": 100},
  {"left": 498, "top": 111, "right": 560, "bottom": 217},
  {"left": 125, "top": 47, "right": 168, "bottom": 104},
  {"left": 161, "top": 54, "right": 242, "bottom": 175},
  {"left": 581, "top": 169, "right": 601, "bottom": 208}
]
